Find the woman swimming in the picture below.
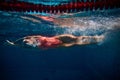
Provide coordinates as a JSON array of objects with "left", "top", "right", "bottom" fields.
[{"left": 6, "top": 34, "right": 104, "bottom": 49}]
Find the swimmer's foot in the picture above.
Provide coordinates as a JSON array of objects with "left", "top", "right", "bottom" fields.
[
  {"left": 95, "top": 35, "right": 105, "bottom": 43},
  {"left": 76, "top": 35, "right": 105, "bottom": 45}
]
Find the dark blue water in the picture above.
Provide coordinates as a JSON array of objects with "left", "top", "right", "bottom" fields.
[{"left": 0, "top": 10, "right": 120, "bottom": 80}]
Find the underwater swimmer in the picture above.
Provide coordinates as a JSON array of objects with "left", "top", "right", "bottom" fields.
[{"left": 6, "top": 34, "right": 104, "bottom": 49}]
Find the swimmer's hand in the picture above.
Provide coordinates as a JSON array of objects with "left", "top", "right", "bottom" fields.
[{"left": 6, "top": 40, "right": 15, "bottom": 45}]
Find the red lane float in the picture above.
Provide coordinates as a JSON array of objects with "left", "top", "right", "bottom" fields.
[{"left": 0, "top": 0, "right": 120, "bottom": 13}]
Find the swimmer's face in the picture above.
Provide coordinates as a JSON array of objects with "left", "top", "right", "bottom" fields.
[
  {"left": 23, "top": 37, "right": 40, "bottom": 47},
  {"left": 23, "top": 37, "right": 34, "bottom": 45}
]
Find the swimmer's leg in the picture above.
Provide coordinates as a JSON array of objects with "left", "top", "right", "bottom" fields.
[{"left": 76, "top": 35, "right": 105, "bottom": 45}]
